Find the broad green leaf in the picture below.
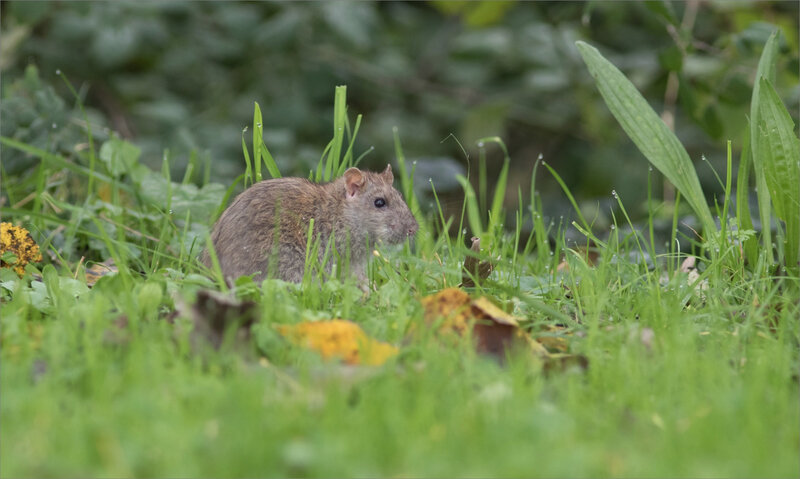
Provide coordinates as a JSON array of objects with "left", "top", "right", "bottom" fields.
[
  {"left": 749, "top": 30, "right": 779, "bottom": 260},
  {"left": 756, "top": 77, "right": 800, "bottom": 268},
  {"left": 99, "top": 137, "right": 141, "bottom": 178},
  {"left": 29, "top": 280, "right": 52, "bottom": 313},
  {"left": 139, "top": 172, "right": 225, "bottom": 224},
  {"left": 1, "top": 251, "right": 19, "bottom": 264},
  {"left": 575, "top": 41, "right": 715, "bottom": 235}
]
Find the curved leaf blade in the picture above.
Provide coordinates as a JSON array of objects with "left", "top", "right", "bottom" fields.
[
  {"left": 756, "top": 77, "right": 800, "bottom": 267},
  {"left": 575, "top": 41, "right": 715, "bottom": 235},
  {"left": 750, "top": 30, "right": 779, "bottom": 260}
]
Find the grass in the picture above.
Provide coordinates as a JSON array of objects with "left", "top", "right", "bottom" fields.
[{"left": 2, "top": 46, "right": 800, "bottom": 478}]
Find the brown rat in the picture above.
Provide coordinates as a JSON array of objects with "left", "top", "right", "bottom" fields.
[{"left": 202, "top": 165, "right": 418, "bottom": 285}]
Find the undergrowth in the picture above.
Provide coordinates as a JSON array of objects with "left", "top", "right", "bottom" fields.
[{"left": 0, "top": 36, "right": 798, "bottom": 478}]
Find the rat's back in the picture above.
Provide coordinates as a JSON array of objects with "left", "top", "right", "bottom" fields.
[{"left": 204, "top": 177, "right": 318, "bottom": 282}]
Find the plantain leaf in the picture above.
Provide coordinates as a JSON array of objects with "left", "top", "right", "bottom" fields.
[
  {"left": 756, "top": 77, "right": 800, "bottom": 268},
  {"left": 575, "top": 41, "right": 715, "bottom": 235},
  {"left": 749, "top": 30, "right": 779, "bottom": 261}
]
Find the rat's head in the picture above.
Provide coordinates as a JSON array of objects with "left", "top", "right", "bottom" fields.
[{"left": 341, "top": 165, "right": 418, "bottom": 245}]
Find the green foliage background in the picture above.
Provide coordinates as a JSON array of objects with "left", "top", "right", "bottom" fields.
[{"left": 2, "top": 1, "right": 798, "bottom": 226}]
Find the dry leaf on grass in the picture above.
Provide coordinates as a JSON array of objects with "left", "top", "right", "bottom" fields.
[
  {"left": 421, "top": 288, "right": 548, "bottom": 359},
  {"left": 277, "top": 320, "right": 398, "bottom": 366},
  {"left": 469, "top": 296, "right": 550, "bottom": 357},
  {"left": 420, "top": 288, "right": 588, "bottom": 371}
]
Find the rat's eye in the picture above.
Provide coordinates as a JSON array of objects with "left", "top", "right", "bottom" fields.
[{"left": 374, "top": 198, "right": 386, "bottom": 208}]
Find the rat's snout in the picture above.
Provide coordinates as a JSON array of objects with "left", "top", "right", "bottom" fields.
[{"left": 407, "top": 218, "right": 419, "bottom": 237}]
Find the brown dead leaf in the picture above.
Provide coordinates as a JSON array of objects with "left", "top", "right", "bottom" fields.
[
  {"left": 470, "top": 296, "right": 550, "bottom": 357},
  {"left": 461, "top": 237, "right": 494, "bottom": 287},
  {"left": 421, "top": 288, "right": 549, "bottom": 359},
  {"left": 276, "top": 320, "right": 398, "bottom": 366},
  {"left": 420, "top": 288, "right": 588, "bottom": 371}
]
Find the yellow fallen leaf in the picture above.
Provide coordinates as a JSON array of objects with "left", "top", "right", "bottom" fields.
[
  {"left": 419, "top": 288, "right": 473, "bottom": 334},
  {"left": 277, "top": 320, "right": 398, "bottom": 366},
  {"left": 1, "top": 222, "right": 43, "bottom": 275}
]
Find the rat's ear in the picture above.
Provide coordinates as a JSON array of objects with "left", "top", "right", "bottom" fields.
[
  {"left": 344, "top": 168, "right": 366, "bottom": 197},
  {"left": 381, "top": 164, "right": 394, "bottom": 184}
]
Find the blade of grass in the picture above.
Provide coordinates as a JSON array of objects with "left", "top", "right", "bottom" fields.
[
  {"left": 456, "top": 175, "right": 483, "bottom": 238},
  {"left": 252, "top": 102, "right": 281, "bottom": 180},
  {"left": 253, "top": 102, "right": 263, "bottom": 182},
  {"left": 337, "top": 114, "right": 363, "bottom": 177},
  {"left": 478, "top": 136, "right": 510, "bottom": 246},
  {"left": 241, "top": 126, "right": 253, "bottom": 187},
  {"left": 392, "top": 127, "right": 422, "bottom": 225},
  {"left": 736, "top": 131, "right": 758, "bottom": 264},
  {"left": 0, "top": 137, "right": 133, "bottom": 194},
  {"left": 542, "top": 161, "right": 590, "bottom": 233}
]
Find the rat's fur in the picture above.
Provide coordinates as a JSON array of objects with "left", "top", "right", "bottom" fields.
[{"left": 203, "top": 165, "right": 418, "bottom": 284}]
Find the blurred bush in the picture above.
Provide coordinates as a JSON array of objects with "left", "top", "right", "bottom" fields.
[{"left": 2, "top": 1, "right": 798, "bottom": 223}]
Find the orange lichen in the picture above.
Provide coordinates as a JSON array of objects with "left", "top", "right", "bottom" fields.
[
  {"left": 277, "top": 319, "right": 398, "bottom": 366},
  {"left": 1, "top": 222, "right": 43, "bottom": 275}
]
